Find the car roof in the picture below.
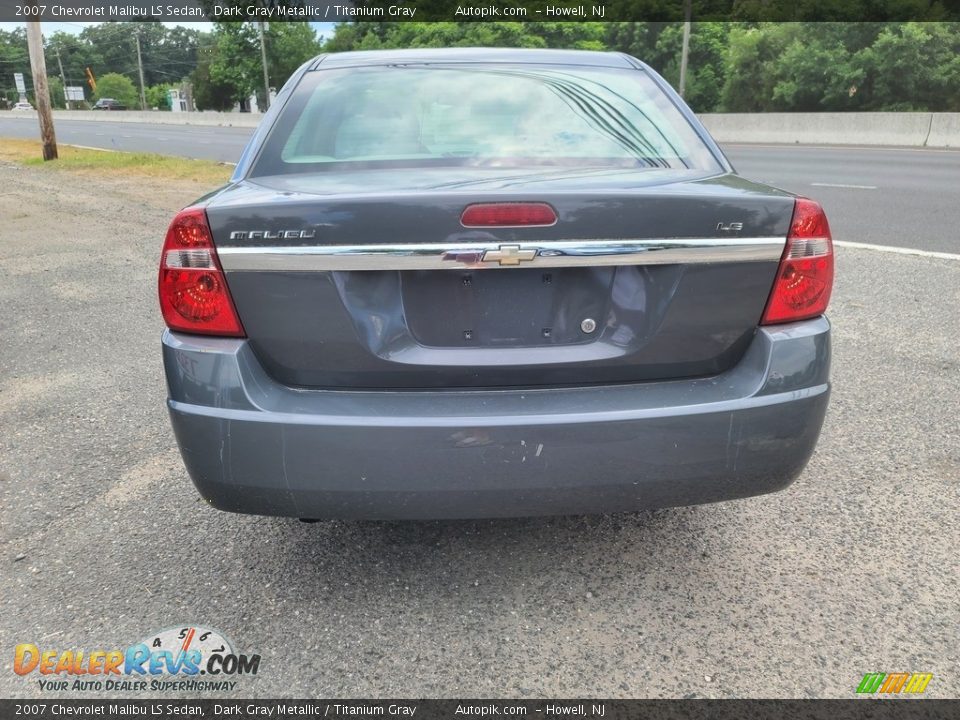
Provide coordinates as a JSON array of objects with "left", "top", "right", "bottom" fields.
[{"left": 313, "top": 47, "right": 639, "bottom": 70}]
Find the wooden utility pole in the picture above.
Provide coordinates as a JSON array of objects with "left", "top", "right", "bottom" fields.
[
  {"left": 258, "top": 21, "right": 270, "bottom": 111},
  {"left": 679, "top": 0, "right": 692, "bottom": 99},
  {"left": 135, "top": 32, "right": 147, "bottom": 110},
  {"left": 26, "top": 19, "right": 57, "bottom": 161},
  {"left": 55, "top": 43, "right": 68, "bottom": 109}
]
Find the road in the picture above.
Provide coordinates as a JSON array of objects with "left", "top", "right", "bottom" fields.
[
  {"left": 1, "top": 152, "right": 959, "bottom": 699},
  {"left": 0, "top": 115, "right": 249, "bottom": 162},
  {"left": 1, "top": 115, "right": 959, "bottom": 253}
]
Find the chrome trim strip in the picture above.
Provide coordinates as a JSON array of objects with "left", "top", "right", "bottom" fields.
[{"left": 217, "top": 238, "right": 785, "bottom": 272}]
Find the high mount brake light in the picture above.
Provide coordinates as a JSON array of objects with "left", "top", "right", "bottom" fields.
[
  {"left": 761, "top": 198, "right": 834, "bottom": 325},
  {"left": 158, "top": 207, "right": 245, "bottom": 337},
  {"left": 460, "top": 203, "right": 557, "bottom": 227}
]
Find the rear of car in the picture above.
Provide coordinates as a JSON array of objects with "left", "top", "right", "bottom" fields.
[
  {"left": 93, "top": 98, "right": 125, "bottom": 110},
  {"left": 160, "top": 49, "right": 832, "bottom": 520}
]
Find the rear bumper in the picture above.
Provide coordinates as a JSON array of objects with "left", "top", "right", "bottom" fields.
[{"left": 163, "top": 318, "right": 830, "bottom": 519}]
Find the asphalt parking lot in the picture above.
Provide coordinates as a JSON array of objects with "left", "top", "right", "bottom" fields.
[{"left": 0, "top": 157, "right": 958, "bottom": 699}]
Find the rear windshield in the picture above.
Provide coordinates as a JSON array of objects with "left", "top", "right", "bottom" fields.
[{"left": 250, "top": 63, "right": 721, "bottom": 177}]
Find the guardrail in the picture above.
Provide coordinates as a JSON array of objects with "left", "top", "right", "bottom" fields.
[
  {"left": 4, "top": 110, "right": 960, "bottom": 147},
  {"left": 46, "top": 110, "right": 264, "bottom": 127},
  {"left": 698, "top": 112, "right": 959, "bottom": 148}
]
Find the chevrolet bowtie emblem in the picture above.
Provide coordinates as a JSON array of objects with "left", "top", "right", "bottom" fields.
[{"left": 482, "top": 245, "right": 537, "bottom": 266}]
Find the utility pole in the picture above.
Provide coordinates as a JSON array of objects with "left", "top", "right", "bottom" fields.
[
  {"left": 679, "top": 0, "right": 692, "bottom": 99},
  {"left": 55, "top": 43, "right": 68, "bottom": 109},
  {"left": 258, "top": 21, "right": 270, "bottom": 112},
  {"left": 135, "top": 31, "right": 147, "bottom": 110},
  {"left": 26, "top": 18, "right": 57, "bottom": 161}
]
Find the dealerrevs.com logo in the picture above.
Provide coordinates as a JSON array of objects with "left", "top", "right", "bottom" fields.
[{"left": 13, "top": 625, "right": 261, "bottom": 693}]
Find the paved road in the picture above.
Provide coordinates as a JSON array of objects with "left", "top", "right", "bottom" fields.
[
  {"left": 0, "top": 115, "right": 250, "bottom": 164},
  {"left": 2, "top": 116, "right": 959, "bottom": 253},
  {"left": 725, "top": 144, "right": 960, "bottom": 256},
  {"left": 1, "top": 162, "right": 959, "bottom": 699}
]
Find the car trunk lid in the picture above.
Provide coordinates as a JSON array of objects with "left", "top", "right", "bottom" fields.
[{"left": 207, "top": 170, "right": 794, "bottom": 389}]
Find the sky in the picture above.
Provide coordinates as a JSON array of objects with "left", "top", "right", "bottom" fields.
[{"left": 0, "top": 21, "right": 337, "bottom": 39}]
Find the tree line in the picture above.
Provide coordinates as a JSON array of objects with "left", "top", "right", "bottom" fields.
[{"left": 2, "top": 21, "right": 958, "bottom": 113}]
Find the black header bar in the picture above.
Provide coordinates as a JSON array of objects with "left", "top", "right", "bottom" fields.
[
  {"left": 2, "top": 0, "right": 959, "bottom": 23},
  {"left": 0, "top": 700, "right": 958, "bottom": 720}
]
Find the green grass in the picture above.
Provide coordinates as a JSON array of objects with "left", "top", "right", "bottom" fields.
[{"left": 0, "top": 138, "right": 232, "bottom": 184}]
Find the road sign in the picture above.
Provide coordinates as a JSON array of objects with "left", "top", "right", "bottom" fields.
[
  {"left": 14, "top": 72, "right": 25, "bottom": 93},
  {"left": 65, "top": 86, "right": 84, "bottom": 102}
]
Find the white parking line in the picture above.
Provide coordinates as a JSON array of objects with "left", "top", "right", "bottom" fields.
[
  {"left": 834, "top": 240, "right": 960, "bottom": 261},
  {"left": 811, "top": 182, "right": 878, "bottom": 190},
  {"left": 63, "top": 144, "right": 117, "bottom": 153}
]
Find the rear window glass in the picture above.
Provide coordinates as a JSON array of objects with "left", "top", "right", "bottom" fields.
[{"left": 251, "top": 64, "right": 721, "bottom": 176}]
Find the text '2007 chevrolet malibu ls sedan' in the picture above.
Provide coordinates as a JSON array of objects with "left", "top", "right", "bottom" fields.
[{"left": 159, "top": 48, "right": 832, "bottom": 520}]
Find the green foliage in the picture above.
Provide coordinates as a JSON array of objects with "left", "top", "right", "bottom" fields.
[
  {"left": 720, "top": 22, "right": 960, "bottom": 112},
  {"left": 1, "top": 20, "right": 959, "bottom": 113},
  {"left": 46, "top": 76, "right": 66, "bottom": 109},
  {"left": 322, "top": 22, "right": 608, "bottom": 52},
  {"left": 77, "top": 23, "right": 201, "bottom": 88},
  {"left": 48, "top": 30, "right": 103, "bottom": 96},
  {"left": 267, "top": 23, "right": 324, "bottom": 85},
  {"left": 190, "top": 45, "right": 236, "bottom": 111},
  {"left": 208, "top": 23, "right": 261, "bottom": 104},
  {"left": 206, "top": 22, "right": 321, "bottom": 109},
  {"left": 649, "top": 22, "right": 731, "bottom": 112},
  {"left": 0, "top": 27, "right": 29, "bottom": 100},
  {"left": 859, "top": 22, "right": 960, "bottom": 110},
  {"left": 145, "top": 83, "right": 174, "bottom": 110},
  {"left": 95, "top": 73, "right": 139, "bottom": 108}
]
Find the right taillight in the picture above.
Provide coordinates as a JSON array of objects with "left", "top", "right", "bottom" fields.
[
  {"left": 158, "top": 207, "right": 245, "bottom": 337},
  {"left": 761, "top": 197, "right": 834, "bottom": 325}
]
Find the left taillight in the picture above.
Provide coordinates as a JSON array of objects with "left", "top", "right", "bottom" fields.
[{"left": 158, "top": 207, "right": 245, "bottom": 337}]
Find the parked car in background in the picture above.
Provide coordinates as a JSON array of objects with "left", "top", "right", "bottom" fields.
[
  {"left": 92, "top": 98, "right": 126, "bottom": 110},
  {"left": 12, "top": 102, "right": 34, "bottom": 111},
  {"left": 159, "top": 48, "right": 833, "bottom": 521}
]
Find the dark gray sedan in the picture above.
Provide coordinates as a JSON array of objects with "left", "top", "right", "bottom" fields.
[{"left": 159, "top": 48, "right": 832, "bottom": 520}]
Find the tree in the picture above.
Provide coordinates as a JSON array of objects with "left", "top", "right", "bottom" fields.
[
  {"left": 46, "top": 76, "right": 65, "bottom": 109},
  {"left": 191, "top": 44, "right": 236, "bottom": 111},
  {"left": 266, "top": 22, "right": 323, "bottom": 90},
  {"left": 651, "top": 22, "right": 730, "bottom": 111},
  {"left": 95, "top": 73, "right": 139, "bottom": 108},
  {"left": 321, "top": 22, "right": 606, "bottom": 52},
  {"left": 720, "top": 23, "right": 795, "bottom": 111},
  {"left": 208, "top": 23, "right": 261, "bottom": 105},
  {"left": 145, "top": 83, "right": 173, "bottom": 110},
  {"left": 78, "top": 24, "right": 143, "bottom": 83},
  {"left": 46, "top": 30, "right": 102, "bottom": 100},
  {"left": 855, "top": 22, "right": 960, "bottom": 110},
  {"left": 77, "top": 22, "right": 200, "bottom": 88},
  {"left": 0, "top": 27, "right": 29, "bottom": 101},
  {"left": 201, "top": 22, "right": 320, "bottom": 109},
  {"left": 770, "top": 31, "right": 858, "bottom": 111}
]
